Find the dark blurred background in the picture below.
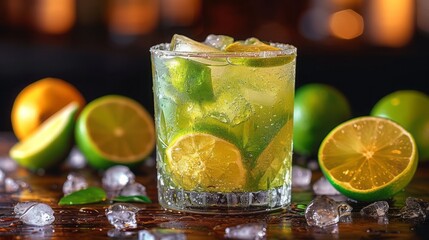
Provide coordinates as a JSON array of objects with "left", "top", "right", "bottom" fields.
[{"left": 1, "top": 0, "right": 428, "bottom": 132}]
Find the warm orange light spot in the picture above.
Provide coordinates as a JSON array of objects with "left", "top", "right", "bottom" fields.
[
  {"left": 107, "top": 0, "right": 159, "bottom": 35},
  {"left": 34, "top": 0, "right": 75, "bottom": 34},
  {"left": 367, "top": 0, "right": 414, "bottom": 47},
  {"left": 329, "top": 9, "right": 364, "bottom": 39},
  {"left": 161, "top": 0, "right": 201, "bottom": 26}
]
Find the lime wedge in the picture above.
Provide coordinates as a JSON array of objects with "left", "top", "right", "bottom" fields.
[
  {"left": 166, "top": 57, "right": 214, "bottom": 102},
  {"left": 10, "top": 102, "right": 78, "bottom": 170}
]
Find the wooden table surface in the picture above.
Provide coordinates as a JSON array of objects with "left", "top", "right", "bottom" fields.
[{"left": 0, "top": 133, "right": 428, "bottom": 240}]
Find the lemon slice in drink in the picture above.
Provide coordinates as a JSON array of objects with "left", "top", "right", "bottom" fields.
[
  {"left": 75, "top": 95, "right": 155, "bottom": 169},
  {"left": 251, "top": 119, "right": 293, "bottom": 191},
  {"left": 166, "top": 133, "right": 246, "bottom": 192},
  {"left": 225, "top": 38, "right": 296, "bottom": 67},
  {"left": 10, "top": 102, "right": 78, "bottom": 170},
  {"left": 318, "top": 116, "right": 418, "bottom": 202}
]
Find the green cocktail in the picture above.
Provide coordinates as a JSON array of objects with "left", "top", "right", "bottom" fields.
[{"left": 150, "top": 34, "right": 297, "bottom": 214}]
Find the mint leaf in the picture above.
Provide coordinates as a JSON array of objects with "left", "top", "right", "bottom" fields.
[{"left": 58, "top": 187, "right": 107, "bottom": 205}]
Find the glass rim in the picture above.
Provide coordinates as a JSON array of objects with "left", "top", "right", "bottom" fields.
[{"left": 149, "top": 42, "right": 297, "bottom": 58}]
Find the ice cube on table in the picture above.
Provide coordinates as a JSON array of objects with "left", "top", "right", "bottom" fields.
[
  {"left": 102, "top": 165, "right": 135, "bottom": 191},
  {"left": 14, "top": 202, "right": 39, "bottom": 216},
  {"left": 0, "top": 156, "right": 18, "bottom": 172},
  {"left": 3, "top": 177, "right": 27, "bottom": 193},
  {"left": 105, "top": 203, "right": 140, "bottom": 230},
  {"left": 360, "top": 201, "right": 389, "bottom": 218},
  {"left": 16, "top": 203, "right": 55, "bottom": 226},
  {"left": 292, "top": 165, "right": 312, "bottom": 188},
  {"left": 107, "top": 228, "right": 136, "bottom": 238},
  {"left": 139, "top": 229, "right": 187, "bottom": 240},
  {"left": 224, "top": 223, "right": 267, "bottom": 240},
  {"left": 312, "top": 177, "right": 341, "bottom": 195},
  {"left": 120, "top": 182, "right": 147, "bottom": 197},
  {"left": 5, "top": 177, "right": 20, "bottom": 193},
  {"left": 0, "top": 168, "right": 5, "bottom": 184},
  {"left": 62, "top": 172, "right": 88, "bottom": 195},
  {"left": 204, "top": 34, "right": 234, "bottom": 50},
  {"left": 305, "top": 195, "right": 352, "bottom": 228},
  {"left": 64, "top": 147, "right": 87, "bottom": 169},
  {"left": 400, "top": 197, "right": 428, "bottom": 220}
]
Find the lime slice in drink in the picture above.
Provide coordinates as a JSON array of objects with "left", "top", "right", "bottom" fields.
[
  {"left": 319, "top": 116, "right": 418, "bottom": 202},
  {"left": 166, "top": 57, "right": 214, "bottom": 102},
  {"left": 225, "top": 38, "right": 296, "bottom": 67},
  {"left": 251, "top": 119, "right": 293, "bottom": 190},
  {"left": 10, "top": 102, "right": 78, "bottom": 170},
  {"left": 75, "top": 95, "right": 155, "bottom": 169},
  {"left": 166, "top": 132, "right": 246, "bottom": 192}
]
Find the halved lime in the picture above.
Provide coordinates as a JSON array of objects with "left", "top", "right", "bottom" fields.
[
  {"left": 75, "top": 95, "right": 155, "bottom": 169},
  {"left": 10, "top": 102, "right": 78, "bottom": 170},
  {"left": 165, "top": 132, "right": 246, "bottom": 192},
  {"left": 370, "top": 90, "right": 429, "bottom": 161},
  {"left": 319, "top": 116, "right": 418, "bottom": 202}
]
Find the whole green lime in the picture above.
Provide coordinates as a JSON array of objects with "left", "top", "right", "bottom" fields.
[
  {"left": 293, "top": 84, "right": 352, "bottom": 156},
  {"left": 370, "top": 90, "right": 429, "bottom": 161}
]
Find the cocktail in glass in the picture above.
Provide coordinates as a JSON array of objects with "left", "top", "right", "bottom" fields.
[{"left": 150, "top": 34, "right": 297, "bottom": 214}]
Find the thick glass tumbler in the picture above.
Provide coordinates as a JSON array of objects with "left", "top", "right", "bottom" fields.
[{"left": 150, "top": 40, "right": 296, "bottom": 214}]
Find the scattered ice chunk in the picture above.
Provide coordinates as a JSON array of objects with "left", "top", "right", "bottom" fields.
[
  {"left": 120, "top": 182, "right": 147, "bottom": 197},
  {"left": 102, "top": 165, "right": 135, "bottom": 191},
  {"left": 0, "top": 168, "right": 5, "bottom": 183},
  {"left": 17, "top": 203, "right": 55, "bottom": 226},
  {"left": 305, "top": 195, "right": 352, "bottom": 228},
  {"left": 0, "top": 156, "right": 18, "bottom": 172},
  {"left": 62, "top": 172, "right": 88, "bottom": 195},
  {"left": 107, "top": 228, "right": 137, "bottom": 238},
  {"left": 106, "top": 203, "right": 140, "bottom": 230},
  {"left": 5, "top": 177, "right": 20, "bottom": 192},
  {"left": 64, "top": 147, "right": 87, "bottom": 169},
  {"left": 14, "top": 202, "right": 39, "bottom": 216},
  {"left": 400, "top": 197, "right": 428, "bottom": 220},
  {"left": 139, "top": 229, "right": 187, "bottom": 240},
  {"left": 3, "top": 177, "right": 27, "bottom": 193},
  {"left": 224, "top": 223, "right": 267, "bottom": 240},
  {"left": 360, "top": 201, "right": 389, "bottom": 218},
  {"left": 292, "top": 165, "right": 312, "bottom": 188},
  {"left": 204, "top": 34, "right": 234, "bottom": 50},
  {"left": 312, "top": 177, "right": 341, "bottom": 195}
]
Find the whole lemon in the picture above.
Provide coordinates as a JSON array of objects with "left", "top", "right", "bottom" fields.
[
  {"left": 11, "top": 77, "right": 86, "bottom": 140},
  {"left": 371, "top": 90, "right": 429, "bottom": 161},
  {"left": 293, "top": 83, "right": 352, "bottom": 156}
]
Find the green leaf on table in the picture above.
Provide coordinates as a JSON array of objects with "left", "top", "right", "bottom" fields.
[
  {"left": 112, "top": 195, "right": 152, "bottom": 203},
  {"left": 58, "top": 187, "right": 107, "bottom": 205}
]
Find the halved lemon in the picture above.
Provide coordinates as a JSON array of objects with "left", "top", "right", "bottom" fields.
[
  {"left": 318, "top": 116, "right": 418, "bottom": 202},
  {"left": 10, "top": 102, "right": 78, "bottom": 170},
  {"left": 165, "top": 132, "right": 246, "bottom": 192},
  {"left": 75, "top": 95, "right": 155, "bottom": 169}
]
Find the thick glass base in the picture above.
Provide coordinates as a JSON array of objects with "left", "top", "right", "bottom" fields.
[{"left": 158, "top": 180, "right": 291, "bottom": 214}]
